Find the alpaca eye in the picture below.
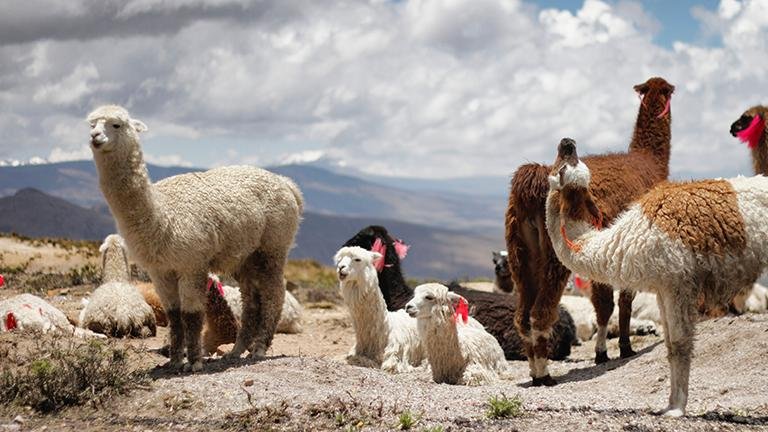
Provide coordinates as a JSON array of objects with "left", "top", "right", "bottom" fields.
[
  {"left": 354, "top": 258, "right": 361, "bottom": 262},
  {"left": 425, "top": 295, "right": 434, "bottom": 301},
  {"left": 113, "top": 124, "right": 121, "bottom": 129}
]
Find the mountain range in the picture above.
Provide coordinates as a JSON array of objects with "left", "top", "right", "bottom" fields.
[{"left": 0, "top": 161, "right": 506, "bottom": 279}]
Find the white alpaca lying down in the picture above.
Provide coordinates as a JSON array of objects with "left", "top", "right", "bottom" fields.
[
  {"left": 406, "top": 283, "right": 511, "bottom": 385},
  {"left": 334, "top": 246, "right": 425, "bottom": 373},
  {"left": 2, "top": 293, "right": 104, "bottom": 339}
]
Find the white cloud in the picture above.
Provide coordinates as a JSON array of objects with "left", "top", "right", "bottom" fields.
[{"left": 0, "top": 0, "right": 766, "bottom": 180}]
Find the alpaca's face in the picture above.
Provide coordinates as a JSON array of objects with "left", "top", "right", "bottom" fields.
[
  {"left": 492, "top": 251, "right": 510, "bottom": 279},
  {"left": 86, "top": 105, "right": 147, "bottom": 154},
  {"left": 548, "top": 138, "right": 591, "bottom": 191},
  {"left": 405, "top": 283, "right": 460, "bottom": 321},
  {"left": 333, "top": 246, "right": 381, "bottom": 282},
  {"left": 730, "top": 106, "right": 767, "bottom": 149},
  {"left": 634, "top": 77, "right": 675, "bottom": 119}
]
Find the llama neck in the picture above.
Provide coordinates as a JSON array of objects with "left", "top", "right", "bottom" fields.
[
  {"left": 751, "top": 132, "right": 768, "bottom": 175},
  {"left": 545, "top": 192, "right": 614, "bottom": 283},
  {"left": 628, "top": 102, "right": 671, "bottom": 177},
  {"left": 341, "top": 277, "right": 389, "bottom": 361},
  {"left": 101, "top": 246, "right": 129, "bottom": 283},
  {"left": 419, "top": 315, "right": 465, "bottom": 384},
  {"left": 380, "top": 263, "right": 415, "bottom": 310},
  {"left": 94, "top": 146, "right": 165, "bottom": 236}
]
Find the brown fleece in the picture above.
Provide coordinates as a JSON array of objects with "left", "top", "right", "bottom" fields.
[
  {"left": 137, "top": 282, "right": 168, "bottom": 326},
  {"left": 505, "top": 77, "right": 674, "bottom": 368},
  {"left": 202, "top": 286, "right": 240, "bottom": 354},
  {"left": 640, "top": 180, "right": 747, "bottom": 255}
]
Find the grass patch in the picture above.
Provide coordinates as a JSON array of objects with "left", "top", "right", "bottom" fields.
[
  {"left": 0, "top": 334, "right": 147, "bottom": 412},
  {"left": 396, "top": 409, "right": 420, "bottom": 430},
  {"left": 485, "top": 394, "right": 524, "bottom": 420},
  {"left": 225, "top": 400, "right": 290, "bottom": 431}
]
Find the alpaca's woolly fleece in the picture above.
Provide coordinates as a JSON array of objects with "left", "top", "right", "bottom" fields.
[
  {"left": 87, "top": 105, "right": 302, "bottom": 370},
  {"left": 506, "top": 77, "right": 674, "bottom": 380},
  {"left": 342, "top": 225, "right": 577, "bottom": 361},
  {"left": 732, "top": 283, "right": 768, "bottom": 314},
  {"left": 201, "top": 274, "right": 303, "bottom": 354},
  {"left": 2, "top": 294, "right": 105, "bottom": 339},
  {"left": 79, "top": 234, "right": 156, "bottom": 338},
  {"left": 546, "top": 139, "right": 768, "bottom": 416},
  {"left": 405, "top": 283, "right": 510, "bottom": 386},
  {"left": 137, "top": 282, "right": 167, "bottom": 326},
  {"left": 334, "top": 246, "right": 424, "bottom": 373},
  {"left": 560, "top": 292, "right": 660, "bottom": 342}
]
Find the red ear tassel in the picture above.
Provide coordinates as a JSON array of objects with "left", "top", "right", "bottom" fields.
[
  {"left": 5, "top": 312, "right": 17, "bottom": 331},
  {"left": 0, "top": 274, "right": 5, "bottom": 288},
  {"left": 452, "top": 297, "right": 469, "bottom": 324}
]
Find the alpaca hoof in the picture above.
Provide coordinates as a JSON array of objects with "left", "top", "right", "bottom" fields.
[
  {"left": 223, "top": 351, "right": 243, "bottom": 361},
  {"left": 619, "top": 346, "right": 637, "bottom": 359},
  {"left": 595, "top": 351, "right": 610, "bottom": 364},
  {"left": 531, "top": 375, "right": 557, "bottom": 387},
  {"left": 659, "top": 407, "right": 684, "bottom": 418},
  {"left": 247, "top": 349, "right": 266, "bottom": 360},
  {"left": 183, "top": 361, "right": 203, "bottom": 373},
  {"left": 159, "top": 360, "right": 184, "bottom": 372}
]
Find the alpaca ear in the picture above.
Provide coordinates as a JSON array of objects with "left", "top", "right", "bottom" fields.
[
  {"left": 130, "top": 118, "right": 148, "bottom": 133},
  {"left": 370, "top": 251, "right": 383, "bottom": 261}
]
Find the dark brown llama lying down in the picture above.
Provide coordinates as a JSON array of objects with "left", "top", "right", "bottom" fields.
[
  {"left": 505, "top": 77, "right": 674, "bottom": 386},
  {"left": 546, "top": 137, "right": 768, "bottom": 416},
  {"left": 342, "top": 225, "right": 577, "bottom": 361}
]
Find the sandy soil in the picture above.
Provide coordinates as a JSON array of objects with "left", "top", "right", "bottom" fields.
[{"left": 1, "top": 236, "right": 767, "bottom": 431}]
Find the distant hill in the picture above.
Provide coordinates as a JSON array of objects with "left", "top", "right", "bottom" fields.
[
  {"left": 0, "top": 188, "right": 115, "bottom": 240},
  {"left": 0, "top": 161, "right": 505, "bottom": 236},
  {"left": 0, "top": 189, "right": 500, "bottom": 279}
]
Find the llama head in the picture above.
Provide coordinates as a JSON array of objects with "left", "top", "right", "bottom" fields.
[
  {"left": 492, "top": 251, "right": 510, "bottom": 279},
  {"left": 405, "top": 283, "right": 467, "bottom": 324},
  {"left": 99, "top": 233, "right": 129, "bottom": 279},
  {"left": 549, "top": 138, "right": 603, "bottom": 229},
  {"left": 343, "top": 225, "right": 408, "bottom": 273},
  {"left": 730, "top": 105, "right": 767, "bottom": 150},
  {"left": 86, "top": 105, "right": 147, "bottom": 155},
  {"left": 634, "top": 77, "right": 675, "bottom": 119},
  {"left": 333, "top": 246, "right": 382, "bottom": 284}
]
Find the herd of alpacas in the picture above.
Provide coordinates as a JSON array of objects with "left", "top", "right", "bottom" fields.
[{"left": 2, "top": 79, "right": 768, "bottom": 418}]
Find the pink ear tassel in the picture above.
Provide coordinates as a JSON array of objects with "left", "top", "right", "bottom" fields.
[
  {"left": 657, "top": 94, "right": 671, "bottom": 119},
  {"left": 736, "top": 115, "right": 765, "bottom": 150},
  {"left": 452, "top": 297, "right": 469, "bottom": 324},
  {"left": 371, "top": 238, "right": 387, "bottom": 272},
  {"left": 393, "top": 240, "right": 409, "bottom": 260}
]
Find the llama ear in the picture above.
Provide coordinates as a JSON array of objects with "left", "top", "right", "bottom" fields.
[{"left": 130, "top": 118, "right": 148, "bottom": 133}]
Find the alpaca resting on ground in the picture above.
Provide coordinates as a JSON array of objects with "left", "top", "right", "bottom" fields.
[
  {"left": 334, "top": 246, "right": 425, "bottom": 373},
  {"left": 343, "top": 225, "right": 577, "bottom": 361},
  {"left": 506, "top": 77, "right": 674, "bottom": 385},
  {"left": 405, "top": 283, "right": 511, "bottom": 385},
  {"left": 492, "top": 251, "right": 515, "bottom": 294},
  {"left": 1, "top": 293, "right": 105, "bottom": 338},
  {"left": 201, "top": 274, "right": 303, "bottom": 354},
  {"left": 546, "top": 137, "right": 768, "bottom": 416},
  {"left": 79, "top": 234, "right": 156, "bottom": 338},
  {"left": 87, "top": 105, "right": 303, "bottom": 371}
]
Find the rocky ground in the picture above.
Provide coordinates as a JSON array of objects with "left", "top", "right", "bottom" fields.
[{"left": 1, "top": 235, "right": 767, "bottom": 431}]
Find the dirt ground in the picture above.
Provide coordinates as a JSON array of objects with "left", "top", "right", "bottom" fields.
[{"left": 1, "top": 235, "right": 767, "bottom": 431}]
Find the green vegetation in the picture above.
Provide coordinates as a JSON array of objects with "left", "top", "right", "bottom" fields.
[{"left": 485, "top": 394, "right": 524, "bottom": 420}]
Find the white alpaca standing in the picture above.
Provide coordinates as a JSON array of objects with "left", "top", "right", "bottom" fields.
[
  {"left": 334, "top": 246, "right": 424, "bottom": 373},
  {"left": 87, "top": 105, "right": 303, "bottom": 371},
  {"left": 545, "top": 138, "right": 768, "bottom": 416},
  {"left": 405, "top": 283, "right": 510, "bottom": 385},
  {"left": 78, "top": 234, "right": 156, "bottom": 337}
]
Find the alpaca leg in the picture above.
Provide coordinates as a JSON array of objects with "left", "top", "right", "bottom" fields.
[
  {"left": 590, "top": 282, "right": 614, "bottom": 364},
  {"left": 514, "top": 283, "right": 536, "bottom": 378},
  {"left": 150, "top": 270, "right": 183, "bottom": 369},
  {"left": 618, "top": 289, "right": 637, "bottom": 358},
  {"left": 179, "top": 272, "right": 207, "bottom": 372},
  {"left": 229, "top": 251, "right": 286, "bottom": 359},
  {"left": 658, "top": 292, "right": 695, "bottom": 417}
]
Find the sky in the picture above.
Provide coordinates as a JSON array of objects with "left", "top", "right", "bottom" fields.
[{"left": 0, "top": 0, "right": 766, "bottom": 179}]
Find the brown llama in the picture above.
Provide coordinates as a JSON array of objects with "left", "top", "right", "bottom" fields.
[
  {"left": 730, "top": 105, "right": 768, "bottom": 175},
  {"left": 505, "top": 77, "right": 674, "bottom": 386}
]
